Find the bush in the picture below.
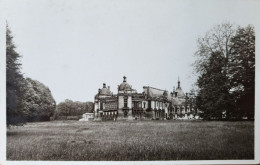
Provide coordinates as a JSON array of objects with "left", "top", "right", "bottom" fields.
[{"left": 23, "top": 78, "right": 56, "bottom": 122}]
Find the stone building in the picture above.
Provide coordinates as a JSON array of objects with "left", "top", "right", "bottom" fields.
[{"left": 94, "top": 76, "right": 196, "bottom": 120}]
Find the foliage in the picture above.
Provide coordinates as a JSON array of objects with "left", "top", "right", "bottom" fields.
[
  {"left": 6, "top": 25, "right": 26, "bottom": 125},
  {"left": 6, "top": 25, "right": 57, "bottom": 124},
  {"left": 54, "top": 100, "right": 93, "bottom": 118},
  {"left": 23, "top": 78, "right": 56, "bottom": 121},
  {"left": 229, "top": 25, "right": 255, "bottom": 119},
  {"left": 194, "top": 23, "right": 255, "bottom": 120}
]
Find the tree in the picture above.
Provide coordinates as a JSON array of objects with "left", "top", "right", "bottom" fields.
[
  {"left": 6, "top": 25, "right": 57, "bottom": 124},
  {"left": 6, "top": 25, "right": 26, "bottom": 125},
  {"left": 194, "top": 23, "right": 236, "bottom": 119},
  {"left": 23, "top": 78, "right": 56, "bottom": 121},
  {"left": 229, "top": 25, "right": 255, "bottom": 119},
  {"left": 194, "top": 23, "right": 255, "bottom": 120},
  {"left": 196, "top": 52, "right": 234, "bottom": 119}
]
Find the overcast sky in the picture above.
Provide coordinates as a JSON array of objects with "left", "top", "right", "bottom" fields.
[{"left": 4, "top": 0, "right": 259, "bottom": 103}]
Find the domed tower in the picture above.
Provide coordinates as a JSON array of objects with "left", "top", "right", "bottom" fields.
[
  {"left": 117, "top": 76, "right": 136, "bottom": 119},
  {"left": 94, "top": 83, "right": 113, "bottom": 119}
]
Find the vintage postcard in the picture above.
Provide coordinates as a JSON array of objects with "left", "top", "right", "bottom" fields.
[{"left": 0, "top": 0, "right": 259, "bottom": 164}]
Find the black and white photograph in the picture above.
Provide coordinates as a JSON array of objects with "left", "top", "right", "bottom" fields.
[{"left": 0, "top": 0, "right": 259, "bottom": 164}]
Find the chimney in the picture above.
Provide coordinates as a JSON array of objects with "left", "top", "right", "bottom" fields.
[
  {"left": 98, "top": 88, "right": 101, "bottom": 93},
  {"left": 123, "top": 76, "right": 127, "bottom": 82},
  {"left": 103, "top": 83, "right": 106, "bottom": 88}
]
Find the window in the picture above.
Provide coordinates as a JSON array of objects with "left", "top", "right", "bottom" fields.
[
  {"left": 100, "top": 101, "right": 103, "bottom": 110},
  {"left": 124, "top": 97, "right": 127, "bottom": 108}
]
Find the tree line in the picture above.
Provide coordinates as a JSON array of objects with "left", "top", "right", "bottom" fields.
[
  {"left": 54, "top": 99, "right": 93, "bottom": 119},
  {"left": 6, "top": 26, "right": 93, "bottom": 125},
  {"left": 194, "top": 23, "right": 255, "bottom": 120}
]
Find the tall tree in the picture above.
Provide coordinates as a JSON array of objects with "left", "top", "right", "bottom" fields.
[
  {"left": 229, "top": 25, "right": 255, "bottom": 119},
  {"left": 6, "top": 25, "right": 26, "bottom": 125},
  {"left": 196, "top": 52, "right": 233, "bottom": 119},
  {"left": 194, "top": 23, "right": 236, "bottom": 119}
]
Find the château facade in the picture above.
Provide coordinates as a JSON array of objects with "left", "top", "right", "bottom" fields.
[{"left": 94, "top": 76, "right": 197, "bottom": 120}]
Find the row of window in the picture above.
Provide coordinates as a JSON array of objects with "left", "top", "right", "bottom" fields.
[{"left": 154, "top": 101, "right": 167, "bottom": 108}]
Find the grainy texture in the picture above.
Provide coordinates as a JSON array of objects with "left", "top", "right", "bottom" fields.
[{"left": 7, "top": 120, "right": 254, "bottom": 160}]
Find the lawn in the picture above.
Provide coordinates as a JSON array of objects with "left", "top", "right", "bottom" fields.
[{"left": 6, "top": 120, "right": 254, "bottom": 160}]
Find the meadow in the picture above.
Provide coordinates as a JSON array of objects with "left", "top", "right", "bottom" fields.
[{"left": 7, "top": 120, "right": 254, "bottom": 160}]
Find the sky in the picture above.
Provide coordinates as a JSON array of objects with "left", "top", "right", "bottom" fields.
[{"left": 4, "top": 0, "right": 260, "bottom": 103}]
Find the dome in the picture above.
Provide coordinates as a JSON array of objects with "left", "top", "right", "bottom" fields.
[
  {"left": 175, "top": 78, "right": 185, "bottom": 98},
  {"left": 119, "top": 82, "right": 132, "bottom": 91},
  {"left": 99, "top": 88, "right": 112, "bottom": 95},
  {"left": 163, "top": 90, "right": 168, "bottom": 97},
  {"left": 175, "top": 87, "right": 185, "bottom": 98},
  {"left": 118, "top": 76, "right": 132, "bottom": 91},
  {"left": 98, "top": 83, "right": 112, "bottom": 96}
]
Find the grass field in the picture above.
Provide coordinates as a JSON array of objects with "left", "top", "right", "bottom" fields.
[{"left": 7, "top": 120, "right": 254, "bottom": 160}]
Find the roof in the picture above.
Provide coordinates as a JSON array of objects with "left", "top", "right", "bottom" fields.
[
  {"left": 118, "top": 82, "right": 132, "bottom": 91},
  {"left": 118, "top": 76, "right": 133, "bottom": 91},
  {"left": 99, "top": 87, "right": 112, "bottom": 96},
  {"left": 175, "top": 87, "right": 185, "bottom": 98},
  {"left": 143, "top": 86, "right": 167, "bottom": 98}
]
